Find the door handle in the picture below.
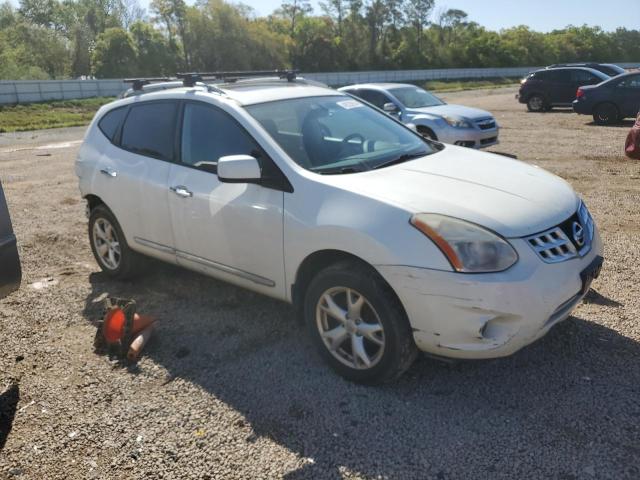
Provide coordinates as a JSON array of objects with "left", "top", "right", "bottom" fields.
[
  {"left": 170, "top": 185, "right": 193, "bottom": 198},
  {"left": 100, "top": 168, "right": 117, "bottom": 178}
]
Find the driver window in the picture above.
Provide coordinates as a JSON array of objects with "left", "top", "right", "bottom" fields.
[
  {"left": 181, "top": 103, "right": 260, "bottom": 173},
  {"left": 357, "top": 90, "right": 389, "bottom": 109}
]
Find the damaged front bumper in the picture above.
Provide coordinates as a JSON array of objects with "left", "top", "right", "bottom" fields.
[{"left": 377, "top": 231, "right": 603, "bottom": 360}]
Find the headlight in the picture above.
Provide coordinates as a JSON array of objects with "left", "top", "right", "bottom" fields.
[
  {"left": 442, "top": 115, "right": 472, "bottom": 129},
  {"left": 410, "top": 214, "right": 518, "bottom": 273}
]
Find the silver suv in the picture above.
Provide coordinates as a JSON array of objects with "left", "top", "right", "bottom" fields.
[{"left": 339, "top": 83, "right": 499, "bottom": 149}]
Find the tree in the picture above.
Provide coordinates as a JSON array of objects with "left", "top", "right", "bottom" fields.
[
  {"left": 130, "top": 20, "right": 175, "bottom": 75},
  {"left": 92, "top": 27, "right": 137, "bottom": 77},
  {"left": 150, "top": 0, "right": 187, "bottom": 67},
  {"left": 406, "top": 0, "right": 434, "bottom": 49}
]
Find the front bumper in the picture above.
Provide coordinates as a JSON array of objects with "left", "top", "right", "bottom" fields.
[
  {"left": 377, "top": 228, "right": 603, "bottom": 360},
  {"left": 435, "top": 124, "right": 500, "bottom": 149}
]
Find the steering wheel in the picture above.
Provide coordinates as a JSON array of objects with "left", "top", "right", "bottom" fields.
[{"left": 340, "top": 133, "right": 365, "bottom": 155}]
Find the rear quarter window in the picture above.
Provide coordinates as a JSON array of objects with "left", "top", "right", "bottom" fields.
[{"left": 97, "top": 107, "right": 127, "bottom": 142}]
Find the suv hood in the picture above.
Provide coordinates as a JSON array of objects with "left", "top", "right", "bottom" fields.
[
  {"left": 326, "top": 146, "right": 578, "bottom": 238},
  {"left": 406, "top": 103, "right": 494, "bottom": 120}
]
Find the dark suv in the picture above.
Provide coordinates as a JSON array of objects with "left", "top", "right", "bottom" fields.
[
  {"left": 547, "top": 63, "right": 626, "bottom": 77},
  {"left": 518, "top": 67, "right": 610, "bottom": 112},
  {"left": 0, "top": 180, "right": 21, "bottom": 298}
]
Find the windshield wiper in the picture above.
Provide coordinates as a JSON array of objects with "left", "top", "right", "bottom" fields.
[
  {"left": 372, "top": 151, "right": 429, "bottom": 170},
  {"left": 315, "top": 166, "right": 365, "bottom": 175}
]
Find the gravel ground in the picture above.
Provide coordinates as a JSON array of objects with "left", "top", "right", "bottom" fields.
[{"left": 1, "top": 87, "right": 639, "bottom": 479}]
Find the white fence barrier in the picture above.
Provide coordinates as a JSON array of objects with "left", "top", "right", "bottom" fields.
[
  {"left": 0, "top": 79, "right": 127, "bottom": 105},
  {"left": 1, "top": 63, "right": 637, "bottom": 105}
]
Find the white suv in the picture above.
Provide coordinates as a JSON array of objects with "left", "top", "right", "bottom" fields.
[{"left": 76, "top": 74, "right": 603, "bottom": 383}]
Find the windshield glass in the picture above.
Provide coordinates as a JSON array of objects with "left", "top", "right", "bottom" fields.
[
  {"left": 246, "top": 96, "right": 436, "bottom": 174},
  {"left": 388, "top": 87, "right": 445, "bottom": 108}
]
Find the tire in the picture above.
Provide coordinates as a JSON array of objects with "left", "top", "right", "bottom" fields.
[
  {"left": 417, "top": 126, "right": 437, "bottom": 141},
  {"left": 303, "top": 261, "right": 418, "bottom": 384},
  {"left": 592, "top": 103, "right": 619, "bottom": 125},
  {"left": 88, "top": 204, "right": 145, "bottom": 279},
  {"left": 526, "top": 94, "right": 546, "bottom": 112}
]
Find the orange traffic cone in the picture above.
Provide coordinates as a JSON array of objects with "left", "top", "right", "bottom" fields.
[{"left": 102, "top": 308, "right": 155, "bottom": 344}]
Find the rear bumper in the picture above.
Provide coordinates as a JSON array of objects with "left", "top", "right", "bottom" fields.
[
  {"left": 0, "top": 234, "right": 21, "bottom": 299},
  {"left": 572, "top": 99, "right": 592, "bottom": 115},
  {"left": 377, "top": 228, "right": 603, "bottom": 360}
]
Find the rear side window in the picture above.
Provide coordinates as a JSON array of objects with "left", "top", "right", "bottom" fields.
[
  {"left": 98, "top": 107, "right": 127, "bottom": 142},
  {"left": 121, "top": 102, "right": 178, "bottom": 161}
]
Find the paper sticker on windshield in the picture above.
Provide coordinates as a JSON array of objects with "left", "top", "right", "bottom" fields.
[{"left": 337, "top": 99, "right": 363, "bottom": 110}]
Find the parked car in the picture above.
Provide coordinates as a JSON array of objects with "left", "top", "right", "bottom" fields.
[
  {"left": 338, "top": 83, "right": 499, "bottom": 148},
  {"left": 76, "top": 73, "right": 603, "bottom": 383},
  {"left": 547, "top": 63, "right": 626, "bottom": 77},
  {"left": 517, "top": 67, "right": 610, "bottom": 112},
  {"left": 0, "top": 180, "right": 21, "bottom": 299},
  {"left": 573, "top": 72, "right": 640, "bottom": 125}
]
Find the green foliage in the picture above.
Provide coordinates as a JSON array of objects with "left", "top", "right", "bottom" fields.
[
  {"left": 92, "top": 27, "right": 137, "bottom": 77},
  {"left": 0, "top": 0, "right": 638, "bottom": 80}
]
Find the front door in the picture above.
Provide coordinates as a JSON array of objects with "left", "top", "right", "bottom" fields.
[{"left": 167, "top": 101, "right": 286, "bottom": 298}]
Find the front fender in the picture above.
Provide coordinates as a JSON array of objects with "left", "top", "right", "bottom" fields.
[{"left": 283, "top": 181, "right": 452, "bottom": 301}]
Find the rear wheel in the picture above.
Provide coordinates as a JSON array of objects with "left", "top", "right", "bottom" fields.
[
  {"left": 593, "top": 103, "right": 619, "bottom": 125},
  {"left": 89, "top": 205, "right": 145, "bottom": 279},
  {"left": 526, "top": 94, "right": 546, "bottom": 112},
  {"left": 304, "top": 261, "right": 418, "bottom": 384}
]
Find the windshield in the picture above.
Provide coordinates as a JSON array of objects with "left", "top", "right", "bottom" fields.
[
  {"left": 388, "top": 87, "right": 445, "bottom": 108},
  {"left": 246, "top": 96, "right": 436, "bottom": 174}
]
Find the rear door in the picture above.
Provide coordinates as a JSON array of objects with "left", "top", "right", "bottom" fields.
[
  {"left": 98, "top": 101, "right": 179, "bottom": 263},
  {"left": 613, "top": 74, "right": 640, "bottom": 118},
  {"left": 0, "top": 180, "right": 20, "bottom": 298},
  {"left": 166, "top": 101, "right": 286, "bottom": 297}
]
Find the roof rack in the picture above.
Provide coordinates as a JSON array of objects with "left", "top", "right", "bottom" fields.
[
  {"left": 176, "top": 70, "right": 299, "bottom": 85},
  {"left": 124, "top": 77, "right": 174, "bottom": 91}
]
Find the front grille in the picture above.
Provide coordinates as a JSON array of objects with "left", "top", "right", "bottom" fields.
[
  {"left": 480, "top": 137, "right": 497, "bottom": 145},
  {"left": 476, "top": 118, "right": 496, "bottom": 130},
  {"left": 525, "top": 202, "right": 594, "bottom": 264},
  {"left": 526, "top": 226, "right": 578, "bottom": 263}
]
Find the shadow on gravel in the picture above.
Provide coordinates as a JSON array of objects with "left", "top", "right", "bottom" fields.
[
  {"left": 0, "top": 383, "right": 19, "bottom": 451},
  {"left": 586, "top": 119, "right": 635, "bottom": 128},
  {"left": 82, "top": 266, "right": 640, "bottom": 479}
]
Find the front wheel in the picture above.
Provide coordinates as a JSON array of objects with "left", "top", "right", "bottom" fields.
[
  {"left": 304, "top": 261, "right": 418, "bottom": 384},
  {"left": 527, "top": 94, "right": 546, "bottom": 112},
  {"left": 417, "top": 126, "right": 437, "bottom": 140}
]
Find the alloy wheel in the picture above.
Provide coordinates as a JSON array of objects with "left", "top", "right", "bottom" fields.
[
  {"left": 315, "top": 286, "right": 385, "bottom": 370},
  {"left": 92, "top": 217, "right": 121, "bottom": 270}
]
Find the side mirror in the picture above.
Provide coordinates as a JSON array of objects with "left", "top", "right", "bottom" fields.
[
  {"left": 383, "top": 102, "right": 399, "bottom": 113},
  {"left": 217, "top": 155, "right": 261, "bottom": 183}
]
